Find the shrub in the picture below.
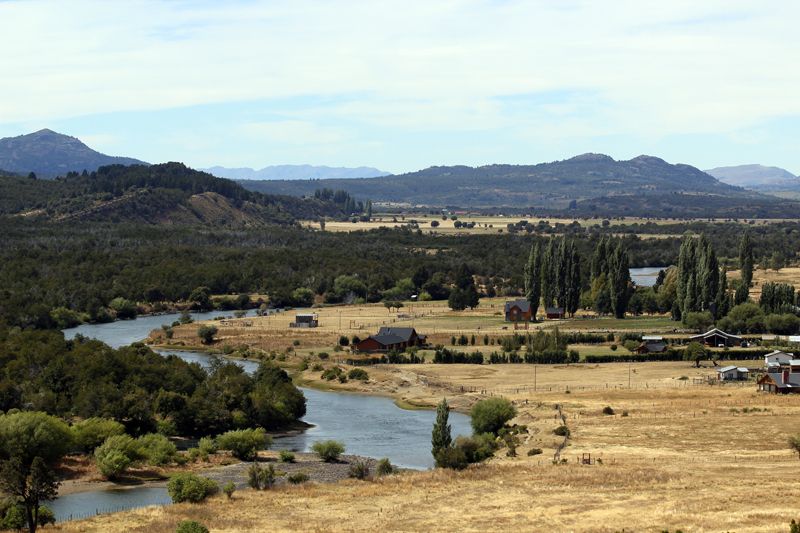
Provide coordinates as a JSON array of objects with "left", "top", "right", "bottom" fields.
[
  {"left": 348, "top": 460, "right": 370, "bottom": 480},
  {"left": 338, "top": 374, "right": 347, "bottom": 383},
  {"left": 376, "top": 458, "right": 395, "bottom": 476},
  {"left": 94, "top": 434, "right": 145, "bottom": 479},
  {"left": 222, "top": 481, "right": 235, "bottom": 499},
  {"left": 197, "top": 325, "right": 218, "bottom": 344},
  {"left": 453, "top": 435, "right": 494, "bottom": 463},
  {"left": 137, "top": 433, "right": 177, "bottom": 466},
  {"left": 293, "top": 339, "right": 300, "bottom": 346},
  {"left": 198, "top": 437, "right": 218, "bottom": 454},
  {"left": 610, "top": 344, "right": 618, "bottom": 351},
  {"left": 298, "top": 359, "right": 309, "bottom": 371},
  {"left": 322, "top": 367, "right": 344, "bottom": 381},
  {"left": 217, "top": 428, "right": 272, "bottom": 460},
  {"left": 434, "top": 445, "right": 468, "bottom": 470},
  {"left": 527, "top": 448, "right": 543, "bottom": 456},
  {"left": 318, "top": 352, "right": 329, "bottom": 360},
  {"left": 287, "top": 472, "right": 309, "bottom": 484},
  {"left": 621, "top": 411, "right": 629, "bottom": 417},
  {"left": 71, "top": 418, "right": 126, "bottom": 453},
  {"left": 248, "top": 461, "right": 276, "bottom": 490},
  {"left": 311, "top": 440, "right": 345, "bottom": 462},
  {"left": 339, "top": 335, "right": 350, "bottom": 346},
  {"left": 156, "top": 419, "right": 178, "bottom": 437},
  {"left": 279, "top": 449, "right": 295, "bottom": 463},
  {"left": 602, "top": 406, "right": 615, "bottom": 415},
  {"left": 312, "top": 364, "right": 324, "bottom": 371},
  {"left": 348, "top": 368, "right": 369, "bottom": 381},
  {"left": 470, "top": 398, "right": 517, "bottom": 435},
  {"left": 553, "top": 425, "right": 569, "bottom": 436},
  {"left": 167, "top": 473, "right": 219, "bottom": 503},
  {"left": 175, "top": 520, "right": 210, "bottom": 533}
]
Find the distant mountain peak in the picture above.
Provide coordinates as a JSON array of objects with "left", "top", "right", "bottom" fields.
[
  {"left": 705, "top": 164, "right": 798, "bottom": 191},
  {"left": 202, "top": 164, "right": 390, "bottom": 181},
  {"left": 569, "top": 153, "right": 614, "bottom": 162},
  {"left": 0, "top": 129, "right": 148, "bottom": 176}
]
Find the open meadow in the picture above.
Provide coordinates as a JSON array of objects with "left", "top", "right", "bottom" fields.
[{"left": 58, "top": 361, "right": 800, "bottom": 533}]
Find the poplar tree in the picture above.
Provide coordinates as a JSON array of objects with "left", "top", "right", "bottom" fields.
[
  {"left": 700, "top": 242, "right": 719, "bottom": 310},
  {"left": 540, "top": 238, "right": 556, "bottom": 309},
  {"left": 590, "top": 237, "right": 609, "bottom": 281},
  {"left": 676, "top": 237, "right": 695, "bottom": 313},
  {"left": 524, "top": 243, "right": 542, "bottom": 320},
  {"left": 609, "top": 242, "right": 630, "bottom": 319},
  {"left": 431, "top": 398, "right": 452, "bottom": 459},
  {"left": 365, "top": 198, "right": 372, "bottom": 218},
  {"left": 737, "top": 232, "right": 754, "bottom": 304},
  {"left": 715, "top": 265, "right": 731, "bottom": 318}
]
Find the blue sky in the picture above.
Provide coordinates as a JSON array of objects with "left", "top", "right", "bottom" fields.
[{"left": 1, "top": 0, "right": 799, "bottom": 175}]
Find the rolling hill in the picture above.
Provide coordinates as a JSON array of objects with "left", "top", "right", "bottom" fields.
[
  {"left": 240, "top": 153, "right": 757, "bottom": 208},
  {"left": 0, "top": 162, "right": 353, "bottom": 226},
  {"left": 0, "top": 129, "right": 148, "bottom": 176}
]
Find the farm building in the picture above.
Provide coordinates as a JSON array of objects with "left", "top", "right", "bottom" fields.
[
  {"left": 764, "top": 350, "right": 794, "bottom": 366},
  {"left": 355, "top": 327, "right": 427, "bottom": 352},
  {"left": 717, "top": 366, "right": 750, "bottom": 381},
  {"left": 504, "top": 299, "right": 534, "bottom": 322},
  {"left": 689, "top": 328, "right": 742, "bottom": 347},
  {"left": 545, "top": 307, "right": 566, "bottom": 319},
  {"left": 635, "top": 341, "right": 667, "bottom": 354},
  {"left": 290, "top": 313, "right": 318, "bottom": 328},
  {"left": 791, "top": 360, "right": 800, "bottom": 373},
  {"left": 758, "top": 370, "right": 800, "bottom": 394}
]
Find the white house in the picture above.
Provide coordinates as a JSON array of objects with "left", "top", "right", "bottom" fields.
[
  {"left": 717, "top": 366, "right": 750, "bottom": 381},
  {"left": 764, "top": 350, "right": 794, "bottom": 366}
]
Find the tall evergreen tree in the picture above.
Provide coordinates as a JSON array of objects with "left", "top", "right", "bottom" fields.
[
  {"left": 567, "top": 243, "right": 582, "bottom": 317},
  {"left": 590, "top": 237, "right": 609, "bottom": 282},
  {"left": 715, "top": 265, "right": 731, "bottom": 318},
  {"left": 676, "top": 237, "right": 696, "bottom": 313},
  {"left": 431, "top": 398, "right": 452, "bottom": 459},
  {"left": 540, "top": 238, "right": 556, "bottom": 309},
  {"left": 365, "top": 198, "right": 372, "bottom": 218},
  {"left": 524, "top": 243, "right": 542, "bottom": 320},
  {"left": 700, "top": 242, "right": 719, "bottom": 310},
  {"left": 609, "top": 242, "right": 630, "bottom": 319},
  {"left": 739, "top": 232, "right": 754, "bottom": 290}
]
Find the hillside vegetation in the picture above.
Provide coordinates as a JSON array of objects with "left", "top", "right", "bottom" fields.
[
  {"left": 241, "top": 153, "right": 757, "bottom": 207},
  {"left": 0, "top": 162, "right": 353, "bottom": 226}
]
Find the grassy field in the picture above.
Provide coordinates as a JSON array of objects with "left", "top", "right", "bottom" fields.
[{"left": 59, "top": 362, "right": 800, "bottom": 533}]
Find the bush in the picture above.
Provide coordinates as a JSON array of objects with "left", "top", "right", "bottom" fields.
[
  {"left": 527, "top": 448, "right": 543, "bottom": 456},
  {"left": 197, "top": 325, "right": 218, "bottom": 344},
  {"left": 287, "top": 472, "right": 309, "bottom": 484},
  {"left": 222, "top": 481, "right": 235, "bottom": 499},
  {"left": 156, "top": 419, "right": 178, "bottom": 437},
  {"left": 470, "top": 398, "right": 517, "bottom": 435},
  {"left": 348, "top": 460, "right": 370, "bottom": 480},
  {"left": 198, "top": 437, "right": 218, "bottom": 454},
  {"left": 318, "top": 352, "right": 329, "bottom": 360},
  {"left": 312, "top": 364, "right": 324, "bottom": 371},
  {"left": 602, "top": 406, "right": 615, "bottom": 415},
  {"left": 376, "top": 458, "right": 395, "bottom": 476},
  {"left": 339, "top": 335, "right": 350, "bottom": 346},
  {"left": 137, "top": 433, "right": 177, "bottom": 466},
  {"left": 167, "top": 473, "right": 219, "bottom": 503},
  {"left": 279, "top": 449, "right": 295, "bottom": 463},
  {"left": 71, "top": 417, "right": 126, "bottom": 453},
  {"left": 434, "top": 445, "right": 468, "bottom": 470},
  {"left": 553, "top": 425, "right": 569, "bottom": 436},
  {"left": 247, "top": 461, "right": 276, "bottom": 490},
  {"left": 175, "top": 520, "right": 210, "bottom": 533},
  {"left": 453, "top": 435, "right": 494, "bottom": 463},
  {"left": 298, "top": 359, "right": 309, "bottom": 371},
  {"left": 94, "top": 434, "right": 145, "bottom": 479},
  {"left": 322, "top": 367, "right": 344, "bottom": 381},
  {"left": 348, "top": 368, "right": 369, "bottom": 381},
  {"left": 311, "top": 440, "right": 345, "bottom": 462},
  {"left": 610, "top": 344, "right": 618, "bottom": 351},
  {"left": 217, "top": 428, "right": 272, "bottom": 460}
]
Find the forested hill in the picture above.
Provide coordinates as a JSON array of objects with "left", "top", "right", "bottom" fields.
[
  {"left": 0, "top": 162, "right": 355, "bottom": 226},
  {"left": 240, "top": 153, "right": 757, "bottom": 207},
  {"left": 0, "top": 129, "right": 148, "bottom": 176}
]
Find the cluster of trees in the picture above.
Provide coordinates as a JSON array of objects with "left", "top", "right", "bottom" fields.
[
  {"left": 312, "top": 188, "right": 372, "bottom": 219},
  {"left": 674, "top": 234, "right": 730, "bottom": 323},
  {"left": 587, "top": 237, "right": 631, "bottom": 318},
  {"left": 0, "top": 327, "right": 306, "bottom": 436},
  {"left": 523, "top": 237, "right": 582, "bottom": 319}
]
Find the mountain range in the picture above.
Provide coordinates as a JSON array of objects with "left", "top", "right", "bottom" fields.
[
  {"left": 705, "top": 164, "right": 799, "bottom": 192},
  {"left": 239, "top": 153, "right": 755, "bottom": 208},
  {"left": 0, "top": 129, "right": 148, "bottom": 177},
  {"left": 202, "top": 165, "right": 389, "bottom": 181}
]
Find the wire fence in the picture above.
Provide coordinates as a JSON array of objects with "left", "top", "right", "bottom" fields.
[{"left": 59, "top": 501, "right": 170, "bottom": 523}]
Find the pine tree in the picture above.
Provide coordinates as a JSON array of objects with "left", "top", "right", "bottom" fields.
[
  {"left": 431, "top": 398, "right": 452, "bottom": 459},
  {"left": 524, "top": 243, "right": 542, "bottom": 320}
]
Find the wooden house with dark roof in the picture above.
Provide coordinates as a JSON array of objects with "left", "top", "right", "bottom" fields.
[
  {"left": 354, "top": 327, "right": 427, "bottom": 352},
  {"left": 545, "top": 307, "right": 565, "bottom": 319},
  {"left": 758, "top": 370, "right": 800, "bottom": 394},
  {"left": 504, "top": 299, "right": 534, "bottom": 322},
  {"left": 635, "top": 341, "right": 667, "bottom": 354}
]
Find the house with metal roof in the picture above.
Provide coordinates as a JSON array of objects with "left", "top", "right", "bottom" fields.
[
  {"left": 717, "top": 366, "right": 749, "bottom": 381},
  {"left": 545, "top": 307, "right": 566, "bottom": 319},
  {"left": 689, "top": 328, "right": 742, "bottom": 347},
  {"left": 758, "top": 370, "right": 800, "bottom": 394},
  {"left": 354, "top": 327, "right": 427, "bottom": 352},
  {"left": 764, "top": 350, "right": 794, "bottom": 366}
]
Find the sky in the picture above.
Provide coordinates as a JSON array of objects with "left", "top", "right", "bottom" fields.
[{"left": 1, "top": 0, "right": 799, "bottom": 175}]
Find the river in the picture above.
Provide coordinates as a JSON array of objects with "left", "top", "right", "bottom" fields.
[{"left": 59, "top": 312, "right": 472, "bottom": 521}]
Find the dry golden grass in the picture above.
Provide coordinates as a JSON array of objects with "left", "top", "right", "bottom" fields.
[{"left": 59, "top": 382, "right": 800, "bottom": 532}]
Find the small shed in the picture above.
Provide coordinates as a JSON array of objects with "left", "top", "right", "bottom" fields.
[
  {"left": 290, "top": 313, "right": 318, "bottom": 328},
  {"left": 717, "top": 366, "right": 749, "bottom": 381},
  {"left": 790, "top": 360, "right": 800, "bottom": 374},
  {"left": 504, "top": 299, "right": 534, "bottom": 322},
  {"left": 545, "top": 307, "right": 566, "bottom": 319}
]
